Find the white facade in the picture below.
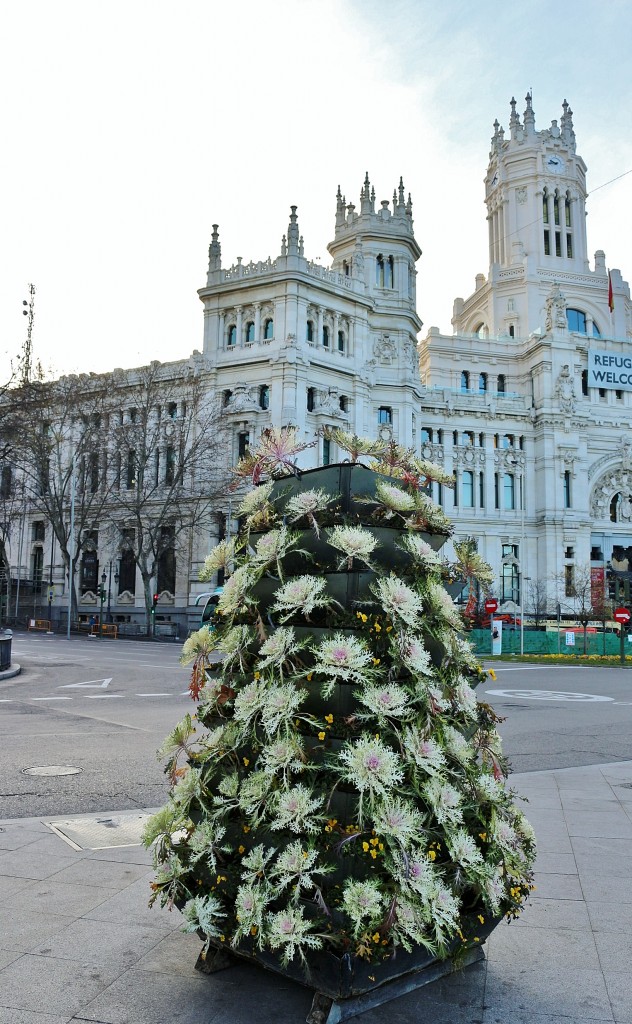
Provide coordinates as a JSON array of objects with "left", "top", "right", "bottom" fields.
[{"left": 3, "top": 95, "right": 632, "bottom": 629}]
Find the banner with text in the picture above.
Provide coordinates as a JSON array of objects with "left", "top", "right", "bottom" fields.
[{"left": 588, "top": 351, "right": 632, "bottom": 392}]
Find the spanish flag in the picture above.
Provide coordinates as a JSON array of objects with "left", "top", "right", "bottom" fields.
[{"left": 608, "top": 271, "right": 614, "bottom": 312}]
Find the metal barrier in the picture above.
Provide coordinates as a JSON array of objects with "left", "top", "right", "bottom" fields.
[{"left": 28, "top": 619, "right": 52, "bottom": 632}]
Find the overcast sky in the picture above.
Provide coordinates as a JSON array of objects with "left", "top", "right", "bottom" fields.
[{"left": 2, "top": 0, "right": 631, "bottom": 378}]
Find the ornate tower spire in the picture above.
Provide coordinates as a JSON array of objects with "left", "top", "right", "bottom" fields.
[
  {"left": 561, "top": 99, "right": 576, "bottom": 151},
  {"left": 208, "top": 224, "right": 222, "bottom": 272},
  {"left": 509, "top": 96, "right": 521, "bottom": 140},
  {"left": 523, "top": 91, "right": 535, "bottom": 134},
  {"left": 287, "top": 205, "right": 300, "bottom": 256},
  {"left": 360, "top": 172, "right": 372, "bottom": 215},
  {"left": 335, "top": 185, "right": 346, "bottom": 228},
  {"left": 397, "top": 176, "right": 406, "bottom": 209}
]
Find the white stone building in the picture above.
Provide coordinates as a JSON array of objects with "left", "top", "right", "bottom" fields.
[{"left": 3, "top": 94, "right": 631, "bottom": 630}]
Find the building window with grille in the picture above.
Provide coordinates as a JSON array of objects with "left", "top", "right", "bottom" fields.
[{"left": 503, "top": 473, "right": 515, "bottom": 510}]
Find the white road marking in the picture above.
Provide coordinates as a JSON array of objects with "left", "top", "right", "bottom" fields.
[
  {"left": 83, "top": 694, "right": 124, "bottom": 699},
  {"left": 59, "top": 677, "right": 112, "bottom": 690},
  {"left": 136, "top": 692, "right": 171, "bottom": 697},
  {"left": 31, "top": 697, "right": 73, "bottom": 701},
  {"left": 485, "top": 666, "right": 545, "bottom": 672},
  {"left": 485, "top": 688, "right": 614, "bottom": 702}
]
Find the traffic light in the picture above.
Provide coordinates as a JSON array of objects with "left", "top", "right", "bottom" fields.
[{"left": 152, "top": 593, "right": 159, "bottom": 612}]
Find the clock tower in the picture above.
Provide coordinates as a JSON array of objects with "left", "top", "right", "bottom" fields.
[{"left": 451, "top": 94, "right": 604, "bottom": 340}]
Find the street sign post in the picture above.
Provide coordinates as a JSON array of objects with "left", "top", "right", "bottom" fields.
[
  {"left": 614, "top": 608, "right": 631, "bottom": 664},
  {"left": 484, "top": 599, "right": 498, "bottom": 614},
  {"left": 485, "top": 599, "right": 499, "bottom": 654}
]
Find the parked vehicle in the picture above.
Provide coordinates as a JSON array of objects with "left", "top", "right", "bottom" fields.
[{"left": 194, "top": 587, "right": 223, "bottom": 629}]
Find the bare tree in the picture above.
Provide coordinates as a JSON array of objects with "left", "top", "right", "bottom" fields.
[
  {"left": 525, "top": 578, "right": 549, "bottom": 629},
  {"left": 14, "top": 374, "right": 114, "bottom": 620},
  {"left": 102, "top": 361, "right": 230, "bottom": 634},
  {"left": 553, "top": 562, "right": 601, "bottom": 654}
]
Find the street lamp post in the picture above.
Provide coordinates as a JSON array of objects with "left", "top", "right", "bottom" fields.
[{"left": 106, "top": 561, "right": 119, "bottom": 623}]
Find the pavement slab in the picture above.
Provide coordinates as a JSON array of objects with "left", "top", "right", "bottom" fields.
[{"left": 0, "top": 759, "right": 631, "bottom": 1024}]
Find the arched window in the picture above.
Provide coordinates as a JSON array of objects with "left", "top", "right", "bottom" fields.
[
  {"left": 227, "top": 324, "right": 237, "bottom": 347},
  {"left": 497, "top": 374, "right": 506, "bottom": 394},
  {"left": 264, "top": 318, "right": 274, "bottom": 340},
  {"left": 611, "top": 493, "right": 621, "bottom": 522},
  {"left": 339, "top": 395, "right": 348, "bottom": 412},
  {"left": 223, "top": 390, "right": 232, "bottom": 407},
  {"left": 0, "top": 466, "right": 12, "bottom": 498},
  {"left": 306, "top": 319, "right": 314, "bottom": 343},
  {"left": 342, "top": 259, "right": 350, "bottom": 277},
  {"left": 259, "top": 385, "right": 270, "bottom": 410},
  {"left": 566, "top": 308, "right": 601, "bottom": 337},
  {"left": 337, "top": 330, "right": 345, "bottom": 352},
  {"left": 376, "top": 255, "right": 384, "bottom": 287},
  {"left": 460, "top": 370, "right": 469, "bottom": 392},
  {"left": 307, "top": 387, "right": 315, "bottom": 412},
  {"left": 322, "top": 325, "right": 330, "bottom": 347},
  {"left": 384, "top": 256, "right": 394, "bottom": 288},
  {"left": 245, "top": 321, "right": 255, "bottom": 343},
  {"left": 478, "top": 372, "right": 488, "bottom": 394}
]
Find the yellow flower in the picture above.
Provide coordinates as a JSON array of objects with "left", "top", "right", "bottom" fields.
[
  {"left": 370, "top": 849, "right": 377, "bottom": 859},
  {"left": 254, "top": 671, "right": 260, "bottom": 680},
  {"left": 325, "top": 714, "right": 334, "bottom": 724},
  {"left": 318, "top": 731, "right": 326, "bottom": 741},
  {"left": 238, "top": 844, "right": 245, "bottom": 854},
  {"left": 243, "top": 757, "right": 250, "bottom": 767},
  {"left": 374, "top": 623, "right": 381, "bottom": 632},
  {"left": 220, "top": 935, "right": 226, "bottom": 942},
  {"left": 372, "top": 932, "right": 380, "bottom": 943},
  {"left": 479, "top": 832, "right": 487, "bottom": 841},
  {"left": 243, "top": 825, "right": 251, "bottom": 833},
  {"left": 378, "top": 843, "right": 384, "bottom": 851},
  {"left": 362, "top": 841, "right": 370, "bottom": 852},
  {"left": 428, "top": 849, "right": 437, "bottom": 861},
  {"left": 306, "top": 673, "right": 313, "bottom": 681},
  {"left": 488, "top": 669, "right": 497, "bottom": 681},
  {"left": 372, "top": 658, "right": 381, "bottom": 666},
  {"left": 216, "top": 874, "right": 227, "bottom": 884},
  {"left": 477, "top": 914, "right": 485, "bottom": 924},
  {"left": 385, "top": 625, "right": 392, "bottom": 633},
  {"left": 369, "top": 837, "right": 379, "bottom": 847},
  {"left": 250, "top": 926, "right": 258, "bottom": 936}
]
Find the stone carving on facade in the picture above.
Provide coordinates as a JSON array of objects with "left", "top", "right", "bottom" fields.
[
  {"left": 420, "top": 442, "right": 444, "bottom": 464},
  {"left": 353, "top": 242, "right": 365, "bottom": 277},
  {"left": 590, "top": 466, "right": 632, "bottom": 520},
  {"left": 516, "top": 187, "right": 527, "bottom": 205},
  {"left": 314, "top": 388, "right": 346, "bottom": 419},
  {"left": 225, "top": 385, "right": 259, "bottom": 413},
  {"left": 558, "top": 447, "right": 577, "bottom": 477},
  {"left": 555, "top": 364, "right": 576, "bottom": 414},
  {"left": 494, "top": 450, "right": 525, "bottom": 471},
  {"left": 453, "top": 446, "right": 485, "bottom": 467},
  {"left": 373, "top": 333, "right": 397, "bottom": 365},
  {"left": 545, "top": 284, "right": 568, "bottom": 332}
]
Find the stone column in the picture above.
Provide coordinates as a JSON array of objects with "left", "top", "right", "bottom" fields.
[
  {"left": 254, "top": 303, "right": 261, "bottom": 343},
  {"left": 236, "top": 306, "right": 243, "bottom": 346}
]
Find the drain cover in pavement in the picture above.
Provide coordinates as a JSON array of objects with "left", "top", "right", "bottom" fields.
[
  {"left": 46, "top": 812, "right": 152, "bottom": 851},
  {"left": 23, "top": 765, "right": 83, "bottom": 777}
]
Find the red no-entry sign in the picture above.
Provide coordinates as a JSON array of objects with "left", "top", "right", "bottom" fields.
[
  {"left": 485, "top": 599, "right": 498, "bottom": 614},
  {"left": 614, "top": 607, "right": 631, "bottom": 624}
]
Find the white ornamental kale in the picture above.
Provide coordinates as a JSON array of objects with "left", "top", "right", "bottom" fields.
[
  {"left": 269, "top": 841, "right": 324, "bottom": 895},
  {"left": 356, "top": 682, "right": 411, "bottom": 722},
  {"left": 326, "top": 525, "right": 378, "bottom": 569},
  {"left": 233, "top": 679, "right": 266, "bottom": 730},
  {"left": 283, "top": 488, "right": 337, "bottom": 537},
  {"left": 312, "top": 632, "right": 374, "bottom": 696},
  {"left": 180, "top": 625, "right": 218, "bottom": 667},
  {"left": 216, "top": 625, "right": 253, "bottom": 674},
  {"left": 389, "top": 897, "right": 432, "bottom": 953},
  {"left": 427, "top": 884, "right": 461, "bottom": 939},
  {"left": 199, "top": 539, "right": 237, "bottom": 581},
  {"left": 267, "top": 906, "right": 323, "bottom": 966},
  {"left": 272, "top": 575, "right": 330, "bottom": 622},
  {"left": 270, "top": 785, "right": 324, "bottom": 834},
  {"left": 492, "top": 816, "right": 519, "bottom": 851},
  {"left": 181, "top": 894, "right": 226, "bottom": 953},
  {"left": 233, "top": 883, "right": 272, "bottom": 946},
  {"left": 260, "top": 683, "right": 306, "bottom": 736},
  {"left": 259, "top": 735, "right": 306, "bottom": 779},
  {"left": 398, "top": 533, "right": 442, "bottom": 569},
  {"left": 514, "top": 812, "right": 537, "bottom": 844},
  {"left": 372, "top": 798, "right": 426, "bottom": 848},
  {"left": 188, "top": 821, "right": 228, "bottom": 871},
  {"left": 424, "top": 777, "right": 464, "bottom": 826},
  {"left": 217, "top": 566, "right": 254, "bottom": 616},
  {"left": 442, "top": 724, "right": 474, "bottom": 765},
  {"left": 338, "top": 736, "right": 404, "bottom": 814},
  {"left": 237, "top": 480, "right": 275, "bottom": 519},
  {"left": 475, "top": 771, "right": 505, "bottom": 804},
  {"left": 375, "top": 479, "right": 416, "bottom": 513},
  {"left": 238, "top": 771, "right": 275, "bottom": 819},
  {"left": 423, "top": 579, "right": 463, "bottom": 630},
  {"left": 372, "top": 575, "right": 424, "bottom": 627},
  {"left": 484, "top": 866, "right": 505, "bottom": 915},
  {"left": 402, "top": 727, "right": 446, "bottom": 775},
  {"left": 446, "top": 828, "right": 484, "bottom": 867},
  {"left": 256, "top": 627, "right": 305, "bottom": 677},
  {"left": 396, "top": 850, "right": 437, "bottom": 898},
  {"left": 454, "top": 677, "right": 479, "bottom": 718},
  {"left": 398, "top": 633, "right": 433, "bottom": 676},
  {"left": 341, "top": 878, "right": 385, "bottom": 938}
]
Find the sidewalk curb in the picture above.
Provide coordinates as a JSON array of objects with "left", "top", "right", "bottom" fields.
[{"left": 0, "top": 662, "right": 21, "bottom": 679}]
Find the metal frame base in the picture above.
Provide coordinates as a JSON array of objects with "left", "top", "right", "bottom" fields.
[{"left": 305, "top": 948, "right": 485, "bottom": 1024}]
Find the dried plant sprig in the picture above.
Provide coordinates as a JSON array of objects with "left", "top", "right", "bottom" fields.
[{"left": 233, "top": 427, "right": 317, "bottom": 485}]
